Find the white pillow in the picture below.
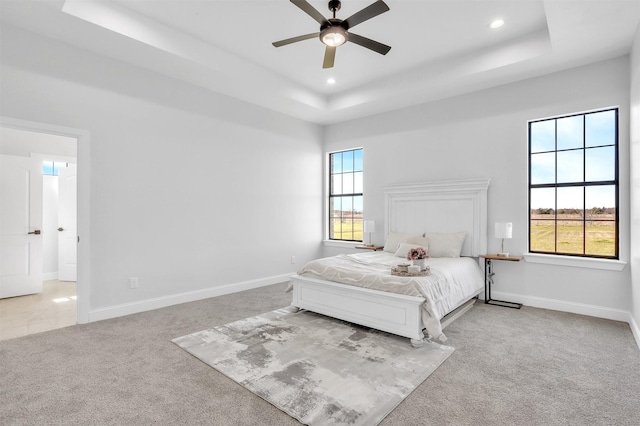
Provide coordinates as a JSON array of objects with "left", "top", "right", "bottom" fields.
[
  {"left": 393, "top": 243, "right": 424, "bottom": 258},
  {"left": 406, "top": 235, "right": 428, "bottom": 248},
  {"left": 383, "top": 232, "right": 423, "bottom": 253},
  {"left": 424, "top": 232, "right": 466, "bottom": 257}
]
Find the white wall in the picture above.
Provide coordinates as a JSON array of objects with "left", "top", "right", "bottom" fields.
[
  {"left": 1, "top": 23, "right": 636, "bottom": 330},
  {"left": 1, "top": 26, "right": 324, "bottom": 319},
  {"left": 325, "top": 57, "right": 632, "bottom": 320},
  {"left": 630, "top": 24, "right": 640, "bottom": 343}
]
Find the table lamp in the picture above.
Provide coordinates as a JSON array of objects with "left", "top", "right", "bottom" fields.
[
  {"left": 364, "top": 220, "right": 376, "bottom": 246},
  {"left": 495, "top": 222, "right": 512, "bottom": 257}
]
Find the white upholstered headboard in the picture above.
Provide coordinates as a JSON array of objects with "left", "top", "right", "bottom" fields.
[{"left": 383, "top": 178, "right": 490, "bottom": 257}]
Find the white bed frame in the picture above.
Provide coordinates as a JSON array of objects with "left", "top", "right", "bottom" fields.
[{"left": 290, "top": 178, "right": 490, "bottom": 346}]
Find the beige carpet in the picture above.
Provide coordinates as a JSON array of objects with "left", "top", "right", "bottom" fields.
[{"left": 1, "top": 282, "right": 639, "bottom": 425}]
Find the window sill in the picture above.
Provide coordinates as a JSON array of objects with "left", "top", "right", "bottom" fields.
[
  {"left": 523, "top": 253, "right": 626, "bottom": 271},
  {"left": 323, "top": 240, "right": 361, "bottom": 249}
]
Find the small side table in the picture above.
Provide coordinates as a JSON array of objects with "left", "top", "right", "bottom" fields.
[
  {"left": 480, "top": 255, "right": 523, "bottom": 309},
  {"left": 355, "top": 245, "right": 385, "bottom": 251}
]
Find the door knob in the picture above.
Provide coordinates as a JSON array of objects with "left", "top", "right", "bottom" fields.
[
  {"left": 28, "top": 230, "right": 41, "bottom": 235},
  {"left": 57, "top": 227, "right": 64, "bottom": 232}
]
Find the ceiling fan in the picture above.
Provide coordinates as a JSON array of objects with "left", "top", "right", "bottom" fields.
[{"left": 272, "top": 0, "right": 391, "bottom": 69}]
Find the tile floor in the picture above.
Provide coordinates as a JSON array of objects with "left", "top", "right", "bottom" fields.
[{"left": 0, "top": 280, "right": 77, "bottom": 342}]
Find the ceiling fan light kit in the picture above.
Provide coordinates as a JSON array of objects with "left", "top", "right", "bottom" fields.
[
  {"left": 321, "top": 24, "right": 347, "bottom": 47},
  {"left": 273, "top": 0, "right": 391, "bottom": 69}
]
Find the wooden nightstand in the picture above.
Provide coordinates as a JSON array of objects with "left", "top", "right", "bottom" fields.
[
  {"left": 355, "top": 245, "right": 385, "bottom": 251},
  {"left": 480, "top": 255, "right": 523, "bottom": 309}
]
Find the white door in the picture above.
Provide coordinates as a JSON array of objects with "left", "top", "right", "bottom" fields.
[
  {"left": 0, "top": 155, "right": 43, "bottom": 298},
  {"left": 57, "top": 165, "right": 77, "bottom": 281}
]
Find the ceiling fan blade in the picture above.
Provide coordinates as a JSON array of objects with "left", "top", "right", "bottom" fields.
[
  {"left": 291, "top": 0, "right": 330, "bottom": 26},
  {"left": 348, "top": 32, "right": 391, "bottom": 55},
  {"left": 273, "top": 32, "right": 319, "bottom": 47},
  {"left": 343, "top": 0, "right": 390, "bottom": 29},
  {"left": 323, "top": 46, "right": 336, "bottom": 68}
]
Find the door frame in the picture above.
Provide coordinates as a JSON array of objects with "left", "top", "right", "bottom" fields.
[{"left": 1, "top": 116, "right": 91, "bottom": 324}]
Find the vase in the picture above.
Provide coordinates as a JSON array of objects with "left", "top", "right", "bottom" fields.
[{"left": 413, "top": 258, "right": 426, "bottom": 270}]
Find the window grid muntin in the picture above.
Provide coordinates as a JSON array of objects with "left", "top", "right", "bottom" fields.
[{"left": 528, "top": 108, "right": 619, "bottom": 259}]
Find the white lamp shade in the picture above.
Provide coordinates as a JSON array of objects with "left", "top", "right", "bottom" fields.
[
  {"left": 495, "top": 222, "right": 513, "bottom": 239},
  {"left": 364, "top": 220, "right": 376, "bottom": 233}
]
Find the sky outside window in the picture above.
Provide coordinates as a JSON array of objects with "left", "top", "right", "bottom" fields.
[{"left": 530, "top": 110, "right": 616, "bottom": 209}]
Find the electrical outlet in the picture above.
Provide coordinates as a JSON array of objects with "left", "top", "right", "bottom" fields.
[
  {"left": 129, "top": 277, "right": 139, "bottom": 289},
  {"left": 291, "top": 256, "right": 296, "bottom": 264}
]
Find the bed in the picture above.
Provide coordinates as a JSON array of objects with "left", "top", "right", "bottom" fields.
[{"left": 288, "top": 178, "right": 490, "bottom": 347}]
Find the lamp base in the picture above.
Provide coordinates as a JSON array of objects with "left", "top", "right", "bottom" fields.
[{"left": 497, "top": 252, "right": 509, "bottom": 257}]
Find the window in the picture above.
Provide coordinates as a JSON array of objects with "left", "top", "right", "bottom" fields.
[
  {"left": 528, "top": 108, "right": 618, "bottom": 258},
  {"left": 42, "top": 161, "right": 68, "bottom": 176},
  {"left": 329, "top": 148, "right": 363, "bottom": 241}
]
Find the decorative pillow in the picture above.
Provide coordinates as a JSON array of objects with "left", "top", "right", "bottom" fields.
[
  {"left": 424, "top": 232, "right": 466, "bottom": 257},
  {"left": 393, "top": 243, "right": 424, "bottom": 258},
  {"left": 406, "top": 235, "right": 428, "bottom": 248},
  {"left": 383, "top": 232, "right": 423, "bottom": 253}
]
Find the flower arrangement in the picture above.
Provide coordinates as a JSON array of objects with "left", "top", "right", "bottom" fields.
[{"left": 406, "top": 247, "right": 429, "bottom": 261}]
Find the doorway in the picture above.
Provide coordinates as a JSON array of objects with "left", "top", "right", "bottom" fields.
[{"left": 0, "top": 124, "right": 81, "bottom": 340}]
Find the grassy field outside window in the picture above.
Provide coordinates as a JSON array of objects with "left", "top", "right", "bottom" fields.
[{"left": 530, "top": 212, "right": 616, "bottom": 256}]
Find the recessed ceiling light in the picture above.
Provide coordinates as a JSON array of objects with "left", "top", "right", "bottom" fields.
[
  {"left": 327, "top": 78, "right": 336, "bottom": 85},
  {"left": 490, "top": 19, "right": 505, "bottom": 29}
]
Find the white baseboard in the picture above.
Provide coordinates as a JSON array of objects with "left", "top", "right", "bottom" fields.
[
  {"left": 86, "top": 277, "right": 640, "bottom": 350},
  {"left": 487, "top": 290, "right": 630, "bottom": 322},
  {"left": 630, "top": 315, "right": 640, "bottom": 350},
  {"left": 488, "top": 290, "right": 640, "bottom": 349},
  {"left": 87, "top": 273, "right": 293, "bottom": 323},
  {"left": 43, "top": 272, "right": 58, "bottom": 281}
]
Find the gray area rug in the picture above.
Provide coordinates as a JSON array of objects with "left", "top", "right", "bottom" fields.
[{"left": 173, "top": 308, "right": 454, "bottom": 426}]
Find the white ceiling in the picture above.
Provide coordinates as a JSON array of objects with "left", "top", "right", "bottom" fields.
[{"left": 1, "top": 0, "right": 639, "bottom": 124}]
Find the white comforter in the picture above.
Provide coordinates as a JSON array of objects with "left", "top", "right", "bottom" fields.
[{"left": 296, "top": 251, "right": 484, "bottom": 340}]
